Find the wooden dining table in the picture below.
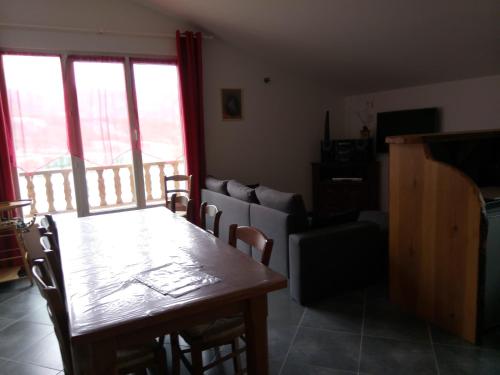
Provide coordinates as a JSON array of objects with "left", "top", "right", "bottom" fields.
[{"left": 57, "top": 206, "right": 287, "bottom": 374}]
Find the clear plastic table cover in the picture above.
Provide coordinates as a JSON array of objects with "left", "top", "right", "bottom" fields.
[
  {"left": 56, "top": 208, "right": 235, "bottom": 336},
  {"left": 134, "top": 261, "right": 220, "bottom": 298}
]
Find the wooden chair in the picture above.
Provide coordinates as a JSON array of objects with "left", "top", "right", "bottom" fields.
[
  {"left": 39, "top": 215, "right": 65, "bottom": 297},
  {"left": 170, "top": 224, "right": 274, "bottom": 375},
  {"left": 39, "top": 214, "right": 59, "bottom": 248},
  {"left": 39, "top": 234, "right": 65, "bottom": 299},
  {"left": 228, "top": 224, "right": 273, "bottom": 267},
  {"left": 170, "top": 194, "right": 195, "bottom": 223},
  {"left": 32, "top": 258, "right": 168, "bottom": 375},
  {"left": 165, "top": 174, "right": 192, "bottom": 207},
  {"left": 200, "top": 202, "right": 222, "bottom": 238},
  {"left": 165, "top": 174, "right": 194, "bottom": 222}
]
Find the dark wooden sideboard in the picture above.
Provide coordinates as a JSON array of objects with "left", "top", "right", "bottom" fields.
[{"left": 312, "top": 161, "right": 379, "bottom": 216}]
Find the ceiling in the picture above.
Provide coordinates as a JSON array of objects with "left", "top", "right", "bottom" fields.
[{"left": 136, "top": 0, "right": 499, "bottom": 94}]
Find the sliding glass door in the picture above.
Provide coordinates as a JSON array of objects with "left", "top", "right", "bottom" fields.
[
  {"left": 72, "top": 60, "right": 136, "bottom": 212},
  {"left": 132, "top": 61, "right": 186, "bottom": 205},
  {"left": 1, "top": 53, "right": 186, "bottom": 217}
]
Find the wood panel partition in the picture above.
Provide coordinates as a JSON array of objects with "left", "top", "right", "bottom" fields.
[{"left": 387, "top": 130, "right": 500, "bottom": 343}]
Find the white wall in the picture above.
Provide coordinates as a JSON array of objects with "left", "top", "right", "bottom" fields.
[
  {"left": 344, "top": 75, "right": 500, "bottom": 210},
  {"left": 0, "top": 0, "right": 337, "bottom": 208},
  {"left": 203, "top": 39, "right": 339, "bottom": 208},
  {"left": 0, "top": 0, "right": 189, "bottom": 55}
]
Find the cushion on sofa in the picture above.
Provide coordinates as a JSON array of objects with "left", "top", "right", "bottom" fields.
[
  {"left": 227, "top": 180, "right": 258, "bottom": 203},
  {"left": 255, "top": 186, "right": 306, "bottom": 215},
  {"left": 255, "top": 186, "right": 308, "bottom": 231},
  {"left": 205, "top": 175, "right": 229, "bottom": 195}
]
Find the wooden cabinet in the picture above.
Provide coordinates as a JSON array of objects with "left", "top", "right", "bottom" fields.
[
  {"left": 312, "top": 162, "right": 379, "bottom": 216},
  {"left": 387, "top": 129, "right": 500, "bottom": 344}
]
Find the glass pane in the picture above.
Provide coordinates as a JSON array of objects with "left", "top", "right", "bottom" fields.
[
  {"left": 73, "top": 61, "right": 136, "bottom": 212},
  {"left": 132, "top": 63, "right": 186, "bottom": 205},
  {"left": 2, "top": 55, "right": 75, "bottom": 217}
]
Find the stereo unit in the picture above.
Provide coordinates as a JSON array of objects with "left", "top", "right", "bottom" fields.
[{"left": 321, "top": 138, "right": 374, "bottom": 163}]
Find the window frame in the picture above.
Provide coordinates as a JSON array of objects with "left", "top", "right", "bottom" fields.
[{"left": 1, "top": 50, "right": 183, "bottom": 217}]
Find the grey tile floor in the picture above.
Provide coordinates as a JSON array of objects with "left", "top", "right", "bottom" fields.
[{"left": 1, "top": 279, "right": 500, "bottom": 375}]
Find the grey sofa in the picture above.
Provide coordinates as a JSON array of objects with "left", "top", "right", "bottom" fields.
[
  {"left": 202, "top": 187, "right": 296, "bottom": 277},
  {"left": 202, "top": 177, "right": 387, "bottom": 305}
]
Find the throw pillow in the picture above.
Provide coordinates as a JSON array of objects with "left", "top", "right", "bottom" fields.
[
  {"left": 227, "top": 180, "right": 258, "bottom": 203},
  {"left": 255, "top": 185, "right": 308, "bottom": 230},
  {"left": 205, "top": 175, "right": 229, "bottom": 195}
]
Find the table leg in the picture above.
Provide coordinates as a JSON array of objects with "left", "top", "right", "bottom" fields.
[
  {"left": 74, "top": 339, "right": 118, "bottom": 375},
  {"left": 244, "top": 294, "right": 268, "bottom": 375}
]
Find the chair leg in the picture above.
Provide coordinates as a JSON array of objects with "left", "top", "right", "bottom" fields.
[
  {"left": 231, "top": 338, "right": 242, "bottom": 374},
  {"left": 191, "top": 344, "right": 204, "bottom": 375},
  {"left": 170, "top": 333, "right": 181, "bottom": 375},
  {"left": 156, "top": 344, "right": 168, "bottom": 375},
  {"left": 16, "top": 231, "right": 33, "bottom": 286},
  {"left": 214, "top": 345, "right": 221, "bottom": 361}
]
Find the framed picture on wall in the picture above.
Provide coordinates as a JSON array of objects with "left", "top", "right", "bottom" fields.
[{"left": 221, "top": 88, "right": 243, "bottom": 120}]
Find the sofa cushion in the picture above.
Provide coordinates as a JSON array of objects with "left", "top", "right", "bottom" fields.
[
  {"left": 201, "top": 189, "right": 251, "bottom": 255},
  {"left": 255, "top": 185, "right": 307, "bottom": 216},
  {"left": 255, "top": 186, "right": 308, "bottom": 231},
  {"left": 250, "top": 203, "right": 292, "bottom": 276},
  {"left": 227, "top": 180, "right": 258, "bottom": 203},
  {"left": 205, "top": 175, "right": 229, "bottom": 195}
]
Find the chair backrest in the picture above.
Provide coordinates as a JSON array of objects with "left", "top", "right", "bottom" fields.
[
  {"left": 39, "top": 231, "right": 65, "bottom": 298},
  {"left": 200, "top": 202, "right": 222, "bottom": 238},
  {"left": 32, "top": 259, "right": 73, "bottom": 375},
  {"left": 228, "top": 224, "right": 273, "bottom": 266},
  {"left": 40, "top": 214, "right": 59, "bottom": 248},
  {"left": 170, "top": 194, "right": 195, "bottom": 223},
  {"left": 39, "top": 229, "right": 59, "bottom": 252},
  {"left": 164, "top": 174, "right": 192, "bottom": 207}
]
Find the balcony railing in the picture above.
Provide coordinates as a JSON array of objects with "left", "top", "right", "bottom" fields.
[{"left": 18, "top": 160, "right": 184, "bottom": 216}]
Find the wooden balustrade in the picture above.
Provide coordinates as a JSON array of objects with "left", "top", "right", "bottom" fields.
[
  {"left": 128, "top": 166, "right": 136, "bottom": 203},
  {"left": 62, "top": 170, "right": 74, "bottom": 211},
  {"left": 144, "top": 164, "right": 153, "bottom": 201},
  {"left": 112, "top": 167, "right": 123, "bottom": 205},
  {"left": 18, "top": 160, "right": 183, "bottom": 216}
]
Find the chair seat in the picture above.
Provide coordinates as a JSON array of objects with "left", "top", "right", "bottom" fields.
[
  {"left": 180, "top": 316, "right": 244, "bottom": 346},
  {"left": 171, "top": 224, "right": 273, "bottom": 374},
  {"left": 117, "top": 339, "right": 162, "bottom": 371}
]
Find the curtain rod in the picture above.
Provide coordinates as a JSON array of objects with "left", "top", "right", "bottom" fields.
[
  {"left": 0, "top": 46, "right": 173, "bottom": 60},
  {"left": 0, "top": 22, "right": 213, "bottom": 40}
]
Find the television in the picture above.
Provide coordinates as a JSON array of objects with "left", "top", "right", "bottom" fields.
[{"left": 376, "top": 107, "right": 440, "bottom": 153}]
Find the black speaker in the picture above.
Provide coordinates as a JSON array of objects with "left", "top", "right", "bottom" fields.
[{"left": 321, "top": 140, "right": 335, "bottom": 162}]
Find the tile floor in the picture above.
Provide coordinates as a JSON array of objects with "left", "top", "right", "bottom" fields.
[{"left": 1, "top": 279, "right": 500, "bottom": 375}]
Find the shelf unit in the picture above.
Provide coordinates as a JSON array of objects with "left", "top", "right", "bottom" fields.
[
  {"left": 0, "top": 201, "right": 33, "bottom": 285},
  {"left": 312, "top": 161, "right": 380, "bottom": 216}
]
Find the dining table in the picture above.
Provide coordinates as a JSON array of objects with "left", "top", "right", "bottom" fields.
[{"left": 57, "top": 206, "right": 287, "bottom": 374}]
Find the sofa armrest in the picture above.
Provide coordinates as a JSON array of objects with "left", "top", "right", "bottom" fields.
[{"left": 289, "top": 221, "right": 382, "bottom": 305}]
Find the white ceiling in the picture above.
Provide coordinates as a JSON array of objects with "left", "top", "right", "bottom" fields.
[{"left": 136, "top": 0, "right": 499, "bottom": 94}]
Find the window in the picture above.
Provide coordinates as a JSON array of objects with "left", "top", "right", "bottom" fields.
[
  {"left": 132, "top": 62, "right": 185, "bottom": 203},
  {"left": 1, "top": 54, "right": 185, "bottom": 216},
  {"left": 73, "top": 60, "right": 135, "bottom": 211},
  {"left": 2, "top": 55, "right": 74, "bottom": 215}
]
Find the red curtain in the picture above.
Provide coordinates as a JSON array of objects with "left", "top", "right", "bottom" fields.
[
  {"left": 176, "top": 31, "right": 206, "bottom": 222},
  {"left": 0, "top": 58, "right": 16, "bottom": 201},
  {"left": 0, "top": 57, "right": 22, "bottom": 267}
]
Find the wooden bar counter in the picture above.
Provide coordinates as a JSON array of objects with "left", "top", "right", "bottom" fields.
[{"left": 387, "top": 129, "right": 500, "bottom": 343}]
